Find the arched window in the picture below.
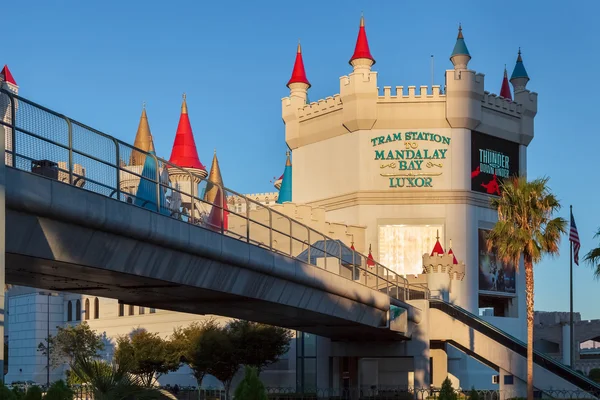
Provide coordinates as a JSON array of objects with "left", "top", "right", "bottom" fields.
[
  {"left": 84, "top": 299, "right": 90, "bottom": 320},
  {"left": 118, "top": 303, "right": 124, "bottom": 317},
  {"left": 128, "top": 305, "right": 134, "bottom": 316},
  {"left": 75, "top": 300, "right": 81, "bottom": 321},
  {"left": 67, "top": 301, "right": 73, "bottom": 322},
  {"left": 94, "top": 298, "right": 99, "bottom": 319}
]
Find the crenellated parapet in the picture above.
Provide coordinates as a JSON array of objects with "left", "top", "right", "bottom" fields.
[
  {"left": 297, "top": 95, "right": 343, "bottom": 120},
  {"left": 378, "top": 85, "right": 445, "bottom": 102}
]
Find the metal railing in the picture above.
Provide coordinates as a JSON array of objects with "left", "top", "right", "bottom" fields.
[{"left": 0, "top": 89, "right": 429, "bottom": 303}]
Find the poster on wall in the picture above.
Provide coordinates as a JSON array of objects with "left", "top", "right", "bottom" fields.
[
  {"left": 478, "top": 229, "right": 516, "bottom": 293},
  {"left": 471, "top": 131, "right": 519, "bottom": 196}
]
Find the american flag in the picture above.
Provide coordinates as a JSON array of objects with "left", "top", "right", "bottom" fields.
[{"left": 570, "top": 210, "right": 580, "bottom": 266}]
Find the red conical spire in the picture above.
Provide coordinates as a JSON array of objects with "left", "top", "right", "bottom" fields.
[
  {"left": 169, "top": 94, "right": 206, "bottom": 171},
  {"left": 430, "top": 230, "right": 445, "bottom": 255},
  {"left": 367, "top": 244, "right": 375, "bottom": 267},
  {"left": 1, "top": 65, "right": 16, "bottom": 85},
  {"left": 287, "top": 42, "right": 311, "bottom": 88},
  {"left": 500, "top": 66, "right": 512, "bottom": 100},
  {"left": 447, "top": 240, "right": 458, "bottom": 264},
  {"left": 349, "top": 15, "right": 375, "bottom": 65}
]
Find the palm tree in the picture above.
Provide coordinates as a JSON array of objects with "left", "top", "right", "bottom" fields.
[
  {"left": 584, "top": 229, "right": 600, "bottom": 277},
  {"left": 70, "top": 355, "right": 175, "bottom": 400},
  {"left": 486, "top": 176, "right": 566, "bottom": 400}
]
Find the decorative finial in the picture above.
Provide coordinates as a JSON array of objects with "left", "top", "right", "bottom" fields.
[
  {"left": 360, "top": 12, "right": 365, "bottom": 27},
  {"left": 214, "top": 148, "right": 217, "bottom": 155},
  {"left": 436, "top": 229, "right": 440, "bottom": 241},
  {"left": 181, "top": 93, "right": 188, "bottom": 114},
  {"left": 297, "top": 39, "right": 301, "bottom": 53},
  {"left": 449, "top": 239, "right": 453, "bottom": 248},
  {"left": 457, "top": 23, "right": 463, "bottom": 39},
  {"left": 142, "top": 101, "right": 146, "bottom": 110},
  {"left": 369, "top": 243, "right": 372, "bottom": 252}
]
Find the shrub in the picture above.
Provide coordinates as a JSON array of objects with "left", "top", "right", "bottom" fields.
[
  {"left": 468, "top": 387, "right": 479, "bottom": 400},
  {"left": 22, "top": 386, "right": 41, "bottom": 400},
  {"left": 234, "top": 366, "right": 267, "bottom": 400},
  {"left": 11, "top": 388, "right": 23, "bottom": 400},
  {"left": 44, "top": 381, "right": 73, "bottom": 400},
  {"left": 0, "top": 382, "right": 16, "bottom": 400},
  {"left": 438, "top": 377, "right": 457, "bottom": 400},
  {"left": 590, "top": 368, "right": 600, "bottom": 383}
]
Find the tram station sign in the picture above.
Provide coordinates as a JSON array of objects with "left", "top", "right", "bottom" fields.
[
  {"left": 471, "top": 131, "right": 520, "bottom": 196},
  {"left": 370, "top": 131, "right": 451, "bottom": 189}
]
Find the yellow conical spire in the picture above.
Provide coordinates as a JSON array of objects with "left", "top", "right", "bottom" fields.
[
  {"left": 182, "top": 93, "right": 188, "bottom": 114},
  {"left": 130, "top": 104, "right": 155, "bottom": 165},
  {"left": 204, "top": 149, "right": 224, "bottom": 204}
]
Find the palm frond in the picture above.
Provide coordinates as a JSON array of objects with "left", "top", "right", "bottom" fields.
[{"left": 584, "top": 247, "right": 600, "bottom": 279}]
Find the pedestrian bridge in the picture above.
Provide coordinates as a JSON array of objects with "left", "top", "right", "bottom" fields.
[{"left": 0, "top": 89, "right": 425, "bottom": 341}]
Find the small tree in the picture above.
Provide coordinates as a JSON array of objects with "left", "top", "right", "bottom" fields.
[
  {"left": 234, "top": 366, "right": 267, "bottom": 400},
  {"left": 228, "top": 320, "right": 292, "bottom": 372},
  {"left": 22, "top": 386, "right": 42, "bottom": 400},
  {"left": 438, "top": 377, "right": 457, "bottom": 400},
  {"left": 171, "top": 319, "right": 220, "bottom": 387},
  {"left": 114, "top": 329, "right": 180, "bottom": 387},
  {"left": 469, "top": 387, "right": 480, "bottom": 400},
  {"left": 43, "top": 381, "right": 73, "bottom": 400},
  {"left": 205, "top": 327, "right": 239, "bottom": 399},
  {"left": 37, "top": 322, "right": 104, "bottom": 368}
]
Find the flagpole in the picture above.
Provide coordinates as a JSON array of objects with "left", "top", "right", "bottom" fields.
[{"left": 570, "top": 205, "right": 574, "bottom": 368}]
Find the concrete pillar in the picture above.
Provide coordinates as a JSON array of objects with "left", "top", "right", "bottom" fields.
[
  {"left": 431, "top": 347, "right": 448, "bottom": 387},
  {"left": 0, "top": 90, "right": 6, "bottom": 382},
  {"left": 562, "top": 323, "right": 571, "bottom": 366}
]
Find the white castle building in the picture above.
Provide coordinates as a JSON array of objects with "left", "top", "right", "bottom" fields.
[{"left": 1, "top": 16, "right": 568, "bottom": 393}]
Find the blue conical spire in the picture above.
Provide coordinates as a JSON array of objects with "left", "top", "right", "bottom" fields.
[
  {"left": 134, "top": 149, "right": 169, "bottom": 215},
  {"left": 510, "top": 48, "right": 529, "bottom": 80},
  {"left": 276, "top": 151, "right": 292, "bottom": 204},
  {"left": 451, "top": 24, "right": 470, "bottom": 57}
]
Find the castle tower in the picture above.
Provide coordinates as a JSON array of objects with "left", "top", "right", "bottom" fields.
[
  {"left": 510, "top": 48, "right": 529, "bottom": 92},
  {"left": 120, "top": 105, "right": 155, "bottom": 196},
  {"left": 168, "top": 94, "right": 207, "bottom": 209},
  {"left": 204, "top": 150, "right": 224, "bottom": 204},
  {"left": 282, "top": 42, "right": 310, "bottom": 149},
  {"left": 1, "top": 65, "right": 19, "bottom": 166},
  {"left": 449, "top": 24, "right": 471, "bottom": 70},
  {"left": 276, "top": 151, "right": 292, "bottom": 204},
  {"left": 340, "top": 15, "right": 377, "bottom": 132},
  {"left": 500, "top": 66, "right": 512, "bottom": 100}
]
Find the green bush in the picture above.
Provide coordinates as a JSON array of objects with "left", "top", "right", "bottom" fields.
[
  {"left": 590, "top": 368, "right": 600, "bottom": 383},
  {"left": 44, "top": 381, "right": 73, "bottom": 400},
  {"left": 11, "top": 388, "right": 23, "bottom": 400},
  {"left": 0, "top": 382, "right": 16, "bottom": 400},
  {"left": 234, "top": 366, "right": 267, "bottom": 400},
  {"left": 22, "top": 386, "right": 42, "bottom": 400},
  {"left": 438, "top": 378, "right": 457, "bottom": 400},
  {"left": 468, "top": 387, "right": 479, "bottom": 400}
]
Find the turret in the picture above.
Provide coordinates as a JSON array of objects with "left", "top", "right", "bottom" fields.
[
  {"left": 168, "top": 94, "right": 207, "bottom": 211},
  {"left": 340, "top": 15, "right": 378, "bottom": 132},
  {"left": 282, "top": 42, "right": 310, "bottom": 149},
  {"left": 1, "top": 65, "right": 19, "bottom": 166},
  {"left": 499, "top": 66, "right": 512, "bottom": 100},
  {"left": 276, "top": 151, "right": 292, "bottom": 204},
  {"left": 204, "top": 150, "right": 224, "bottom": 204},
  {"left": 120, "top": 105, "right": 156, "bottom": 196},
  {"left": 449, "top": 24, "right": 471, "bottom": 70},
  {"left": 510, "top": 48, "right": 529, "bottom": 92},
  {"left": 445, "top": 25, "right": 483, "bottom": 129}
]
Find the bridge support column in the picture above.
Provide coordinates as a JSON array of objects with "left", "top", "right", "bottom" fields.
[{"left": 430, "top": 345, "right": 448, "bottom": 388}]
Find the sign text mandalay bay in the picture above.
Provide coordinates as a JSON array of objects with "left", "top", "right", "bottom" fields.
[{"left": 371, "top": 132, "right": 451, "bottom": 188}]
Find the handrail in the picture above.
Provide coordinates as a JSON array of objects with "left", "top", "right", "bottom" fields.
[
  {"left": 430, "top": 300, "right": 600, "bottom": 396},
  {"left": 0, "top": 88, "right": 429, "bottom": 304}
]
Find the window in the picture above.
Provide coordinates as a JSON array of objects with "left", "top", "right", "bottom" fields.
[
  {"left": 118, "top": 303, "right": 124, "bottom": 317},
  {"left": 149, "top": 308, "right": 156, "bottom": 314},
  {"left": 139, "top": 307, "right": 145, "bottom": 315},
  {"left": 84, "top": 299, "right": 90, "bottom": 320},
  {"left": 67, "top": 301, "right": 73, "bottom": 322},
  {"left": 296, "top": 331, "right": 317, "bottom": 392},
  {"left": 94, "top": 298, "right": 99, "bottom": 319},
  {"left": 75, "top": 300, "right": 81, "bottom": 321},
  {"left": 128, "top": 305, "right": 134, "bottom": 316},
  {"left": 378, "top": 224, "right": 444, "bottom": 275}
]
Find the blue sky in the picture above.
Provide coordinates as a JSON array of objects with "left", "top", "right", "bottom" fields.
[{"left": 4, "top": 1, "right": 600, "bottom": 319}]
